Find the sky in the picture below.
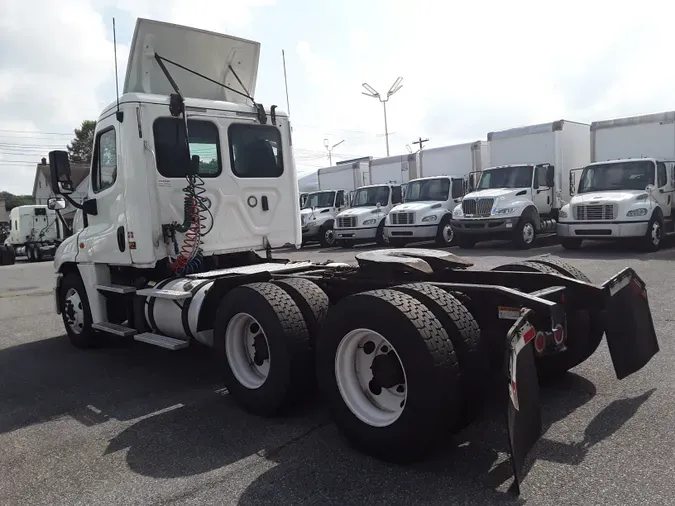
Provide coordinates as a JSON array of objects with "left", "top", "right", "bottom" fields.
[{"left": 1, "top": 0, "right": 674, "bottom": 194}]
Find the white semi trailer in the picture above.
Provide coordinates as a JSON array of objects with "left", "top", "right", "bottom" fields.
[
  {"left": 452, "top": 120, "right": 590, "bottom": 249},
  {"left": 45, "top": 18, "right": 659, "bottom": 495},
  {"left": 558, "top": 110, "right": 675, "bottom": 251}
]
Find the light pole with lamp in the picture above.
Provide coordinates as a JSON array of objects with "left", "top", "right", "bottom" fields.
[
  {"left": 324, "top": 138, "right": 344, "bottom": 165},
  {"left": 361, "top": 77, "right": 403, "bottom": 156}
]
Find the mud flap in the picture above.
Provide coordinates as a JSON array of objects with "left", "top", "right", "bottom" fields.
[
  {"left": 602, "top": 269, "right": 659, "bottom": 380},
  {"left": 505, "top": 308, "right": 542, "bottom": 495}
]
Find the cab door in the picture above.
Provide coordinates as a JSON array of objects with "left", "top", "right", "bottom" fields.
[
  {"left": 532, "top": 165, "right": 553, "bottom": 215},
  {"left": 655, "top": 161, "right": 671, "bottom": 218},
  {"left": 77, "top": 115, "right": 132, "bottom": 265}
]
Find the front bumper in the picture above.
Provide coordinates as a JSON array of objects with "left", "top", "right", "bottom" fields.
[
  {"left": 335, "top": 226, "right": 378, "bottom": 241},
  {"left": 384, "top": 224, "right": 437, "bottom": 239},
  {"left": 451, "top": 217, "right": 518, "bottom": 235},
  {"left": 557, "top": 220, "right": 649, "bottom": 239}
]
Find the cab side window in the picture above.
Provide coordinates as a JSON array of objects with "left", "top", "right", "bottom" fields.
[
  {"left": 392, "top": 186, "right": 402, "bottom": 204},
  {"left": 92, "top": 128, "right": 117, "bottom": 193},
  {"left": 657, "top": 162, "right": 667, "bottom": 188},
  {"left": 335, "top": 190, "right": 345, "bottom": 207}
]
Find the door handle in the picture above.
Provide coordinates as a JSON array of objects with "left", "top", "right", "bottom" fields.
[
  {"left": 117, "top": 226, "right": 126, "bottom": 252},
  {"left": 261, "top": 196, "right": 269, "bottom": 211}
]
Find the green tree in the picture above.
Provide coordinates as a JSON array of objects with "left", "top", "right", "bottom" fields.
[{"left": 67, "top": 120, "right": 96, "bottom": 164}]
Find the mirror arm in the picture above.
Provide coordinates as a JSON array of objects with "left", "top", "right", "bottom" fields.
[
  {"left": 61, "top": 193, "right": 83, "bottom": 210},
  {"left": 54, "top": 209, "right": 73, "bottom": 237}
]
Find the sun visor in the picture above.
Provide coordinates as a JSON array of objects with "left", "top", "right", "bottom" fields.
[{"left": 124, "top": 18, "right": 260, "bottom": 104}]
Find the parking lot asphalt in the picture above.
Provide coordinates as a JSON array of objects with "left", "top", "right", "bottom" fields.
[{"left": 0, "top": 238, "right": 673, "bottom": 505}]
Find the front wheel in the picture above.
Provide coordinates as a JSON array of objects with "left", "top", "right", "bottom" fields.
[
  {"left": 513, "top": 218, "right": 536, "bottom": 249},
  {"left": 375, "top": 221, "right": 388, "bottom": 246},
  {"left": 60, "top": 273, "right": 96, "bottom": 348},
  {"left": 641, "top": 215, "right": 663, "bottom": 252},
  {"left": 434, "top": 217, "right": 455, "bottom": 247},
  {"left": 319, "top": 225, "right": 336, "bottom": 247}
]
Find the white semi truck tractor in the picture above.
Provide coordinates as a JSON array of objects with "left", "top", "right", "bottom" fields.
[
  {"left": 46, "top": 18, "right": 659, "bottom": 494},
  {"left": 2, "top": 204, "right": 67, "bottom": 264}
]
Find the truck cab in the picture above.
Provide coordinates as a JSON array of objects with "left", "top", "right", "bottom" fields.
[
  {"left": 384, "top": 175, "right": 465, "bottom": 247},
  {"left": 334, "top": 183, "right": 403, "bottom": 247},
  {"left": 300, "top": 189, "right": 349, "bottom": 247},
  {"left": 558, "top": 158, "right": 675, "bottom": 251},
  {"left": 451, "top": 163, "right": 556, "bottom": 249},
  {"left": 4, "top": 204, "right": 65, "bottom": 262}
]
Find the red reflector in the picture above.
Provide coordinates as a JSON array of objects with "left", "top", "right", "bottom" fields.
[
  {"left": 534, "top": 332, "right": 546, "bottom": 353},
  {"left": 553, "top": 325, "right": 564, "bottom": 345},
  {"left": 523, "top": 327, "right": 535, "bottom": 343}
]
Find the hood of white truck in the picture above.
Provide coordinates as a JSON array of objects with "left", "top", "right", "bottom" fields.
[
  {"left": 124, "top": 18, "right": 260, "bottom": 104},
  {"left": 391, "top": 202, "right": 444, "bottom": 212},
  {"left": 338, "top": 207, "right": 380, "bottom": 217},
  {"left": 463, "top": 188, "right": 529, "bottom": 199},
  {"left": 570, "top": 191, "right": 647, "bottom": 204}
]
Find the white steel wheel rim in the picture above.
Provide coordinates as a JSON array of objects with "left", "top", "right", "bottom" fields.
[
  {"left": 651, "top": 221, "right": 661, "bottom": 245},
  {"left": 325, "top": 228, "right": 335, "bottom": 245},
  {"left": 442, "top": 223, "right": 453, "bottom": 243},
  {"left": 225, "top": 313, "right": 271, "bottom": 389},
  {"left": 522, "top": 223, "right": 535, "bottom": 243},
  {"left": 64, "top": 288, "right": 84, "bottom": 335},
  {"left": 335, "top": 328, "right": 408, "bottom": 427}
]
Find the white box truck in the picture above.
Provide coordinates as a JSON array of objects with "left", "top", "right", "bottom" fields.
[
  {"left": 369, "top": 154, "right": 419, "bottom": 185},
  {"left": 3, "top": 204, "right": 66, "bottom": 263},
  {"left": 383, "top": 141, "right": 489, "bottom": 247},
  {"left": 452, "top": 120, "right": 590, "bottom": 249},
  {"left": 333, "top": 183, "right": 404, "bottom": 247},
  {"left": 300, "top": 161, "right": 370, "bottom": 247},
  {"left": 42, "top": 18, "right": 660, "bottom": 493},
  {"left": 558, "top": 111, "right": 675, "bottom": 251}
]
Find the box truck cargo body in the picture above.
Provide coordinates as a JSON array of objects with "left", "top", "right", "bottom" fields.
[
  {"left": 558, "top": 111, "right": 675, "bottom": 251},
  {"left": 452, "top": 120, "right": 590, "bottom": 249},
  {"left": 369, "top": 154, "right": 418, "bottom": 185},
  {"left": 318, "top": 161, "right": 370, "bottom": 191}
]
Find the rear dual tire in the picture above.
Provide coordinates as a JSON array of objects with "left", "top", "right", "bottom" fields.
[{"left": 317, "top": 285, "right": 485, "bottom": 463}]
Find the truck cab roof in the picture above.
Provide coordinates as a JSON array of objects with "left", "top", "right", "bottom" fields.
[{"left": 586, "top": 157, "right": 664, "bottom": 167}]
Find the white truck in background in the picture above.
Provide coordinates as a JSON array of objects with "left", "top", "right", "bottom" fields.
[
  {"left": 334, "top": 183, "right": 403, "bottom": 247},
  {"left": 558, "top": 111, "right": 675, "bottom": 251},
  {"left": 383, "top": 141, "right": 489, "bottom": 247},
  {"left": 2, "top": 204, "right": 67, "bottom": 263},
  {"left": 452, "top": 120, "right": 590, "bottom": 249},
  {"left": 300, "top": 161, "right": 369, "bottom": 247}
]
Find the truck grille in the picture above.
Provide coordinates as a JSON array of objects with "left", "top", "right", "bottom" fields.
[
  {"left": 462, "top": 198, "right": 494, "bottom": 217},
  {"left": 574, "top": 204, "right": 615, "bottom": 221},
  {"left": 337, "top": 216, "right": 357, "bottom": 228},
  {"left": 390, "top": 212, "right": 415, "bottom": 225}
]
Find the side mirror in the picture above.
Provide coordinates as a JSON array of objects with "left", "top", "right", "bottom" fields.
[
  {"left": 48, "top": 150, "right": 73, "bottom": 194},
  {"left": 376, "top": 202, "right": 381, "bottom": 208},
  {"left": 646, "top": 184, "right": 655, "bottom": 194},
  {"left": 47, "top": 197, "right": 67, "bottom": 211}
]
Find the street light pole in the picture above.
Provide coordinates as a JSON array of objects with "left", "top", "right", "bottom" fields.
[
  {"left": 362, "top": 77, "right": 403, "bottom": 157},
  {"left": 324, "top": 138, "right": 345, "bottom": 165}
]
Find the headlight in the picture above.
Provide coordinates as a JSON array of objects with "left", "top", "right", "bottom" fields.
[
  {"left": 559, "top": 210, "right": 568, "bottom": 219},
  {"left": 363, "top": 219, "right": 377, "bottom": 225},
  {"left": 493, "top": 208, "right": 516, "bottom": 215},
  {"left": 421, "top": 215, "right": 438, "bottom": 222},
  {"left": 627, "top": 208, "right": 648, "bottom": 217},
  {"left": 452, "top": 207, "right": 463, "bottom": 217}
]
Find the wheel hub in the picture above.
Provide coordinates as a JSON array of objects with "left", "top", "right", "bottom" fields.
[
  {"left": 63, "top": 288, "right": 84, "bottom": 334},
  {"left": 522, "top": 223, "right": 534, "bottom": 243},
  {"left": 370, "top": 351, "right": 405, "bottom": 389}
]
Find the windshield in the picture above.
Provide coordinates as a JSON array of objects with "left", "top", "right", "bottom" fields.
[
  {"left": 302, "top": 191, "right": 335, "bottom": 209},
  {"left": 352, "top": 186, "right": 390, "bottom": 207},
  {"left": 577, "top": 161, "right": 655, "bottom": 193},
  {"left": 477, "top": 165, "right": 533, "bottom": 189},
  {"left": 405, "top": 178, "right": 450, "bottom": 202}
]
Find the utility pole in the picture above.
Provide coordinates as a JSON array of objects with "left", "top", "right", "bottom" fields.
[{"left": 412, "top": 137, "right": 429, "bottom": 151}]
